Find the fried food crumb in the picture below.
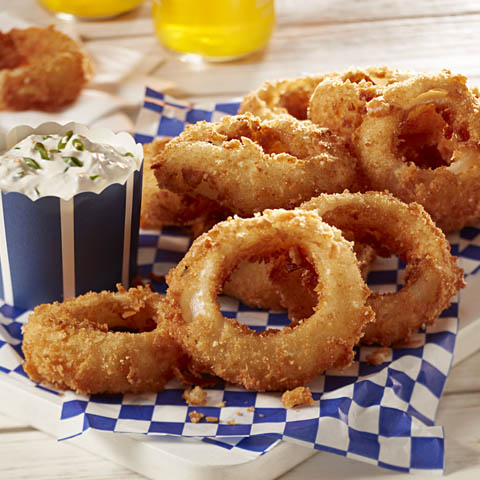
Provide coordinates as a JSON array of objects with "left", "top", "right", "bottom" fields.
[
  {"left": 366, "top": 347, "right": 391, "bottom": 366},
  {"left": 259, "top": 413, "right": 265, "bottom": 418},
  {"left": 130, "top": 275, "right": 145, "bottom": 288},
  {"left": 247, "top": 406, "right": 255, "bottom": 412},
  {"left": 217, "top": 401, "right": 226, "bottom": 408},
  {"left": 236, "top": 411, "right": 243, "bottom": 416},
  {"left": 281, "top": 386, "right": 315, "bottom": 409},
  {"left": 226, "top": 419, "right": 236, "bottom": 425},
  {"left": 189, "top": 411, "right": 204, "bottom": 424},
  {"left": 183, "top": 385, "right": 207, "bottom": 406},
  {"left": 149, "top": 272, "right": 166, "bottom": 283},
  {"left": 206, "top": 416, "right": 219, "bottom": 423}
]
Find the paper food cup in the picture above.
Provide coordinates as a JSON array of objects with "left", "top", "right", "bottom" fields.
[{"left": 0, "top": 122, "right": 143, "bottom": 310}]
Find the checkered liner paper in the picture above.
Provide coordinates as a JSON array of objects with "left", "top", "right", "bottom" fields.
[{"left": 1, "top": 88, "right": 480, "bottom": 474}]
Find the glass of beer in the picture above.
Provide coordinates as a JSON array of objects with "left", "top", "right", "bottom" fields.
[
  {"left": 38, "top": 0, "right": 145, "bottom": 19},
  {"left": 152, "top": 0, "right": 275, "bottom": 62}
]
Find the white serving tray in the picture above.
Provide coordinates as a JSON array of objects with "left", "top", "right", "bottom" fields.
[
  {"left": 0, "top": 373, "right": 315, "bottom": 480},
  {"left": 1, "top": 312, "right": 479, "bottom": 480},
  {"left": 0, "top": 268, "right": 478, "bottom": 480}
]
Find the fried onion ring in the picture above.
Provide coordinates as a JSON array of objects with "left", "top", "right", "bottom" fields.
[
  {"left": 354, "top": 71, "right": 480, "bottom": 232},
  {"left": 299, "top": 191, "right": 465, "bottom": 345},
  {"left": 164, "top": 209, "right": 374, "bottom": 391},
  {"left": 22, "top": 285, "right": 185, "bottom": 394},
  {"left": 307, "top": 67, "right": 412, "bottom": 139},
  {"left": 141, "top": 138, "right": 226, "bottom": 233},
  {"left": 0, "top": 26, "right": 93, "bottom": 111},
  {"left": 223, "top": 241, "right": 376, "bottom": 310},
  {"left": 239, "top": 66, "right": 411, "bottom": 122},
  {"left": 153, "top": 114, "right": 357, "bottom": 217}
]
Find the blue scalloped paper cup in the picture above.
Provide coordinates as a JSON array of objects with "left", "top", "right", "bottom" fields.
[{"left": 0, "top": 122, "right": 143, "bottom": 310}]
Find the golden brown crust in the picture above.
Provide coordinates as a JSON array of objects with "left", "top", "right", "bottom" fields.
[
  {"left": 141, "top": 138, "right": 227, "bottom": 233},
  {"left": 354, "top": 71, "right": 480, "bottom": 232},
  {"left": 0, "top": 26, "right": 93, "bottom": 111},
  {"left": 164, "top": 209, "right": 374, "bottom": 391},
  {"left": 223, "top": 242, "right": 375, "bottom": 311},
  {"left": 300, "top": 191, "right": 465, "bottom": 345},
  {"left": 22, "top": 285, "right": 185, "bottom": 394},
  {"left": 153, "top": 113, "right": 357, "bottom": 217},
  {"left": 281, "top": 387, "right": 315, "bottom": 409}
]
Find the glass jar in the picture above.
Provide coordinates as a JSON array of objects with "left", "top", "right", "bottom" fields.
[
  {"left": 152, "top": 0, "right": 275, "bottom": 62},
  {"left": 38, "top": 0, "right": 145, "bottom": 19}
]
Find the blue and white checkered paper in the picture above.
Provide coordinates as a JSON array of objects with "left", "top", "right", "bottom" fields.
[{"left": 0, "top": 89, "right": 479, "bottom": 473}]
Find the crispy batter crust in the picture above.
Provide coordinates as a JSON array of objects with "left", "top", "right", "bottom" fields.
[
  {"left": 164, "top": 209, "right": 374, "bottom": 391},
  {"left": 141, "top": 138, "right": 227, "bottom": 233},
  {"left": 223, "top": 241, "right": 375, "bottom": 311},
  {"left": 281, "top": 387, "right": 315, "bottom": 409},
  {"left": 354, "top": 71, "right": 480, "bottom": 232},
  {"left": 0, "top": 26, "right": 93, "bottom": 111},
  {"left": 22, "top": 286, "right": 185, "bottom": 394},
  {"left": 300, "top": 191, "right": 465, "bottom": 345},
  {"left": 153, "top": 114, "right": 357, "bottom": 217},
  {"left": 239, "top": 66, "right": 411, "bottom": 122}
]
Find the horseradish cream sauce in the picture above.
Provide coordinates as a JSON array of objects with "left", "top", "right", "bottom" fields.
[{"left": 0, "top": 132, "right": 138, "bottom": 199}]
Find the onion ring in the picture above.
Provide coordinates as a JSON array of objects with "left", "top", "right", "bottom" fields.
[
  {"left": 354, "top": 71, "right": 480, "bottom": 232},
  {"left": 299, "top": 191, "right": 465, "bottom": 345},
  {"left": 141, "top": 138, "right": 227, "bottom": 234},
  {"left": 0, "top": 26, "right": 93, "bottom": 111},
  {"left": 164, "top": 209, "right": 374, "bottom": 391},
  {"left": 223, "top": 241, "right": 376, "bottom": 310},
  {"left": 22, "top": 285, "right": 185, "bottom": 394},
  {"left": 153, "top": 113, "right": 356, "bottom": 217},
  {"left": 307, "top": 67, "right": 412, "bottom": 139},
  {"left": 239, "top": 66, "right": 411, "bottom": 122}
]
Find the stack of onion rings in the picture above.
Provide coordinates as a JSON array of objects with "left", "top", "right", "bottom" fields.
[
  {"left": 22, "top": 285, "right": 185, "bottom": 394},
  {"left": 164, "top": 209, "right": 374, "bottom": 391}
]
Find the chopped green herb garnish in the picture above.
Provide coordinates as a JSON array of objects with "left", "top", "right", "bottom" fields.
[
  {"left": 22, "top": 157, "right": 41, "bottom": 170},
  {"left": 63, "top": 156, "right": 83, "bottom": 167},
  {"left": 58, "top": 130, "right": 74, "bottom": 150},
  {"left": 49, "top": 149, "right": 60, "bottom": 154},
  {"left": 15, "top": 170, "right": 26, "bottom": 179},
  {"left": 42, "top": 135, "right": 52, "bottom": 140},
  {"left": 34, "top": 142, "right": 50, "bottom": 160},
  {"left": 89, "top": 174, "right": 100, "bottom": 180},
  {"left": 124, "top": 152, "right": 134, "bottom": 157},
  {"left": 35, "top": 187, "right": 40, "bottom": 196},
  {"left": 72, "top": 139, "right": 85, "bottom": 151},
  {"left": 14, "top": 147, "right": 21, "bottom": 150}
]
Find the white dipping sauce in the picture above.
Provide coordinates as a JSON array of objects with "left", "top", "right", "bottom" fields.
[{"left": 0, "top": 132, "right": 138, "bottom": 199}]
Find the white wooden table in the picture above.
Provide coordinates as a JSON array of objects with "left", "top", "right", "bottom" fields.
[{"left": 1, "top": 0, "right": 480, "bottom": 478}]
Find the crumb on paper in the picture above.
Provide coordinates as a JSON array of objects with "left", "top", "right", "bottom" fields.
[
  {"left": 259, "top": 413, "right": 265, "bottom": 418},
  {"left": 189, "top": 411, "right": 204, "bottom": 424},
  {"left": 247, "top": 406, "right": 255, "bottom": 412},
  {"left": 226, "top": 419, "right": 236, "bottom": 425},
  {"left": 217, "top": 401, "right": 226, "bottom": 408},
  {"left": 366, "top": 347, "right": 391, "bottom": 366},
  {"left": 206, "top": 416, "right": 219, "bottom": 423},
  {"left": 281, "top": 386, "right": 314, "bottom": 409},
  {"left": 236, "top": 411, "right": 243, "bottom": 416},
  {"left": 183, "top": 385, "right": 207, "bottom": 406}
]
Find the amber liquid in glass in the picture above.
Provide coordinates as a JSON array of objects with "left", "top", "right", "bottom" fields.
[{"left": 152, "top": 0, "right": 275, "bottom": 61}]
